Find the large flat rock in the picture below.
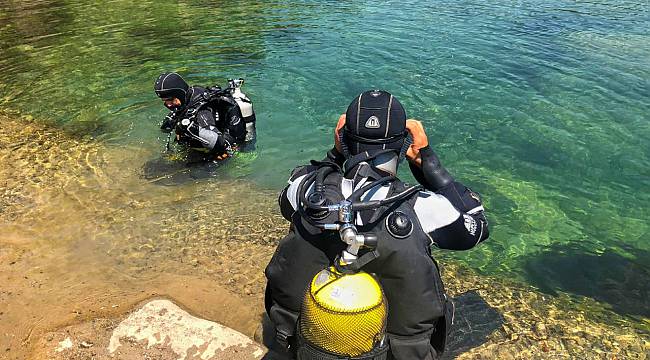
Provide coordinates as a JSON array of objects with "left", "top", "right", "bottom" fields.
[
  {"left": 36, "top": 299, "right": 266, "bottom": 360},
  {"left": 108, "top": 299, "right": 265, "bottom": 359}
]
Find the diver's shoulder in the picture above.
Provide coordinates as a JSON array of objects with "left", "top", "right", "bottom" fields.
[
  {"left": 192, "top": 85, "right": 207, "bottom": 93},
  {"left": 288, "top": 164, "right": 318, "bottom": 182},
  {"left": 412, "top": 189, "right": 461, "bottom": 230}
]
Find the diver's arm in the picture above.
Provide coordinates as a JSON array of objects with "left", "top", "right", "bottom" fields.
[
  {"left": 405, "top": 120, "right": 454, "bottom": 191},
  {"left": 278, "top": 186, "right": 293, "bottom": 221},
  {"left": 278, "top": 165, "right": 318, "bottom": 221},
  {"left": 414, "top": 188, "right": 489, "bottom": 251},
  {"left": 161, "top": 112, "right": 177, "bottom": 133},
  {"left": 409, "top": 146, "right": 454, "bottom": 192},
  {"left": 430, "top": 210, "right": 489, "bottom": 250},
  {"left": 180, "top": 108, "right": 229, "bottom": 153},
  {"left": 224, "top": 104, "right": 246, "bottom": 143},
  {"left": 410, "top": 144, "right": 483, "bottom": 212}
]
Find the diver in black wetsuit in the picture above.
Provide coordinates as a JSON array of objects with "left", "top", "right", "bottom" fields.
[
  {"left": 264, "top": 90, "right": 489, "bottom": 359},
  {"left": 154, "top": 72, "right": 249, "bottom": 160}
]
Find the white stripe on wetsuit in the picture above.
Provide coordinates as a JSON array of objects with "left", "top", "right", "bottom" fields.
[{"left": 286, "top": 175, "right": 460, "bottom": 231}]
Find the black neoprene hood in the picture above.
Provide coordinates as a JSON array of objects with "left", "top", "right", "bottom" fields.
[
  {"left": 154, "top": 72, "right": 190, "bottom": 106},
  {"left": 343, "top": 90, "right": 407, "bottom": 155}
]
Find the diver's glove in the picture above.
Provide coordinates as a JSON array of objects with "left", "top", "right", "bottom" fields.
[{"left": 160, "top": 113, "right": 177, "bottom": 133}]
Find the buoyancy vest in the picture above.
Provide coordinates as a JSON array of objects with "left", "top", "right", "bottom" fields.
[
  {"left": 292, "top": 166, "right": 451, "bottom": 354},
  {"left": 179, "top": 86, "right": 240, "bottom": 127}
]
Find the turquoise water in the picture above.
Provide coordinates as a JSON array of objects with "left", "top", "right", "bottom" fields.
[{"left": 0, "top": 0, "right": 648, "bottom": 320}]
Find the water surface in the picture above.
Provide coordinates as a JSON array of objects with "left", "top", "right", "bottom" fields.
[{"left": 0, "top": 0, "right": 648, "bottom": 325}]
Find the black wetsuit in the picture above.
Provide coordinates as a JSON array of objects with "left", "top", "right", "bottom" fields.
[
  {"left": 264, "top": 149, "right": 489, "bottom": 359},
  {"left": 161, "top": 86, "right": 246, "bottom": 155}
]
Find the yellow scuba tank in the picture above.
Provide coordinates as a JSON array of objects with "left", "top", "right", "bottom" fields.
[{"left": 298, "top": 266, "right": 388, "bottom": 359}]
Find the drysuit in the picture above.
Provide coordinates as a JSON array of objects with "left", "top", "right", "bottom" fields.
[
  {"left": 264, "top": 90, "right": 489, "bottom": 360},
  {"left": 155, "top": 72, "right": 246, "bottom": 155}
]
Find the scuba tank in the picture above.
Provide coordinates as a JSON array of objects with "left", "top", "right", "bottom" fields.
[
  {"left": 298, "top": 266, "right": 388, "bottom": 360},
  {"left": 227, "top": 78, "right": 256, "bottom": 142},
  {"left": 294, "top": 164, "right": 425, "bottom": 360}
]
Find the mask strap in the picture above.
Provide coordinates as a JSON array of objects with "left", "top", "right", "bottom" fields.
[
  {"left": 398, "top": 133, "right": 413, "bottom": 163},
  {"left": 338, "top": 131, "right": 350, "bottom": 158}
]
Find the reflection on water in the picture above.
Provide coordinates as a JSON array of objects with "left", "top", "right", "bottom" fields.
[{"left": 141, "top": 147, "right": 259, "bottom": 186}]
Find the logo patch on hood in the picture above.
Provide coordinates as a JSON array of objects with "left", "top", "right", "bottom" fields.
[{"left": 365, "top": 115, "right": 380, "bottom": 129}]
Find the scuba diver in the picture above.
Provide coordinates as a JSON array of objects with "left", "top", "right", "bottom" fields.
[
  {"left": 153, "top": 72, "right": 256, "bottom": 160},
  {"left": 263, "top": 90, "right": 489, "bottom": 359}
]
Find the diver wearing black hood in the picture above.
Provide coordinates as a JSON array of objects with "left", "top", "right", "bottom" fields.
[
  {"left": 264, "top": 90, "right": 489, "bottom": 360},
  {"left": 154, "top": 72, "right": 247, "bottom": 158}
]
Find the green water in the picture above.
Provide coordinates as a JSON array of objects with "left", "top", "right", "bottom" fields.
[{"left": 1, "top": 0, "right": 648, "bottom": 322}]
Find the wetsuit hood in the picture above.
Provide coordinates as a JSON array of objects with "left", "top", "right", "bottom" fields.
[
  {"left": 154, "top": 72, "right": 190, "bottom": 109},
  {"left": 342, "top": 90, "right": 407, "bottom": 156}
]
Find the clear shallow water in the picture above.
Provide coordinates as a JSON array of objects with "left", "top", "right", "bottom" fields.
[{"left": 0, "top": 0, "right": 648, "bottom": 322}]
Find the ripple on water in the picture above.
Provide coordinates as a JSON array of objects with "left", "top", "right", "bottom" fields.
[{"left": 0, "top": 0, "right": 649, "bottom": 345}]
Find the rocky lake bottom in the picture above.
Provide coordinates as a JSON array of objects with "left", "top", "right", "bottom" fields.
[{"left": 0, "top": 113, "right": 648, "bottom": 359}]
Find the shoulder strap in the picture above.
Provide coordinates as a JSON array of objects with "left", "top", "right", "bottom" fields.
[
  {"left": 184, "top": 94, "right": 210, "bottom": 118},
  {"left": 391, "top": 181, "right": 420, "bottom": 207},
  {"left": 215, "top": 93, "right": 238, "bottom": 107}
]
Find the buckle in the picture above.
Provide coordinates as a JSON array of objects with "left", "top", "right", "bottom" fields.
[{"left": 276, "top": 329, "right": 291, "bottom": 349}]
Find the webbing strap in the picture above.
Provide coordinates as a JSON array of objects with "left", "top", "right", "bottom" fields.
[{"left": 334, "top": 250, "right": 380, "bottom": 274}]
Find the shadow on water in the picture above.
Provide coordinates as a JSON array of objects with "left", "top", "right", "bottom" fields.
[
  {"left": 443, "top": 291, "right": 503, "bottom": 359},
  {"left": 142, "top": 146, "right": 259, "bottom": 186},
  {"left": 523, "top": 243, "right": 650, "bottom": 318},
  {"left": 141, "top": 150, "right": 235, "bottom": 186}
]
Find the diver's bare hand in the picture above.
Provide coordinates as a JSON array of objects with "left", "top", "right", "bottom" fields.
[
  {"left": 405, "top": 119, "right": 429, "bottom": 167},
  {"left": 334, "top": 114, "right": 346, "bottom": 153}
]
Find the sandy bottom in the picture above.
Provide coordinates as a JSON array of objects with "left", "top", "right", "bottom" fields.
[{"left": 0, "top": 113, "right": 648, "bottom": 359}]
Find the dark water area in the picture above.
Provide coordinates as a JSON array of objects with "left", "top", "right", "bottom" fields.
[
  {"left": 523, "top": 244, "right": 650, "bottom": 319},
  {"left": 0, "top": 0, "right": 649, "bottom": 329}
]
